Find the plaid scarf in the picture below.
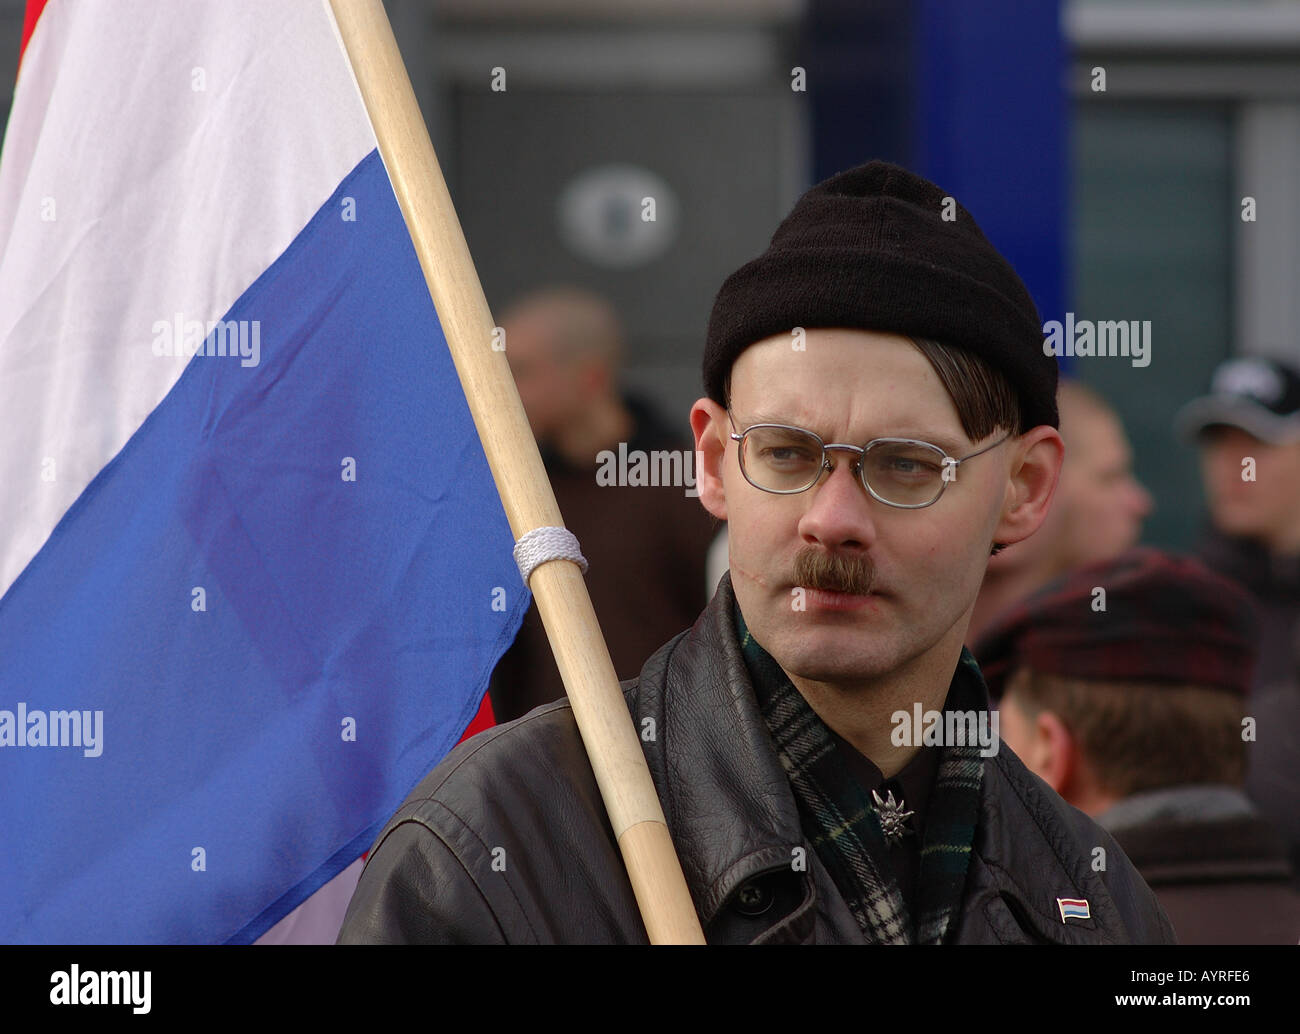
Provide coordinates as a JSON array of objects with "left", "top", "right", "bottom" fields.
[{"left": 736, "top": 604, "right": 984, "bottom": 944}]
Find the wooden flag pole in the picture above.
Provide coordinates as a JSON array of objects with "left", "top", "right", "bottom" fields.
[{"left": 327, "top": 0, "right": 706, "bottom": 944}]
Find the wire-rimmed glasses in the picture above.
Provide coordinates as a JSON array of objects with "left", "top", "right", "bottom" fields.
[{"left": 728, "top": 415, "right": 1011, "bottom": 509}]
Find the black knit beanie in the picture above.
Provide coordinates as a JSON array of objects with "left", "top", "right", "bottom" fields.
[{"left": 704, "top": 160, "right": 1058, "bottom": 431}]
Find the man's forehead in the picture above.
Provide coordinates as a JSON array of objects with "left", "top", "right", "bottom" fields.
[
  {"left": 1061, "top": 404, "right": 1119, "bottom": 454},
  {"left": 728, "top": 328, "right": 943, "bottom": 389},
  {"left": 726, "top": 333, "right": 971, "bottom": 449}
]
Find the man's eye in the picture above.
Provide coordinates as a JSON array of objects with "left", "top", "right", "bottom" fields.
[
  {"left": 878, "top": 454, "right": 940, "bottom": 477},
  {"left": 762, "top": 446, "right": 819, "bottom": 465}
]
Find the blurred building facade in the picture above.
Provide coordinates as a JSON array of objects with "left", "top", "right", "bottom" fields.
[{"left": 4, "top": 0, "right": 1299, "bottom": 552}]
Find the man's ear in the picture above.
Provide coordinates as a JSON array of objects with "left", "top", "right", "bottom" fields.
[
  {"left": 992, "top": 426, "right": 1064, "bottom": 548},
  {"left": 575, "top": 355, "right": 609, "bottom": 397},
  {"left": 690, "top": 398, "right": 729, "bottom": 521},
  {"left": 1033, "top": 708, "right": 1079, "bottom": 797}
]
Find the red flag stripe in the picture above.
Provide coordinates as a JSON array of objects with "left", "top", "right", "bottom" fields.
[
  {"left": 458, "top": 691, "right": 496, "bottom": 742},
  {"left": 19, "top": 0, "right": 49, "bottom": 70}
]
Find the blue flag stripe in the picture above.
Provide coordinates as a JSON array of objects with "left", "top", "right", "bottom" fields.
[{"left": 0, "top": 148, "right": 530, "bottom": 943}]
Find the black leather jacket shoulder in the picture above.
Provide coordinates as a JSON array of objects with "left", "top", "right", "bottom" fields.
[{"left": 339, "top": 579, "right": 1175, "bottom": 945}]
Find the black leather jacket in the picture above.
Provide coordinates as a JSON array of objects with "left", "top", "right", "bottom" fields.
[{"left": 339, "top": 578, "right": 1176, "bottom": 944}]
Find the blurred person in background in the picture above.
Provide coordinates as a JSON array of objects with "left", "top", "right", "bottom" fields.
[
  {"left": 980, "top": 547, "right": 1300, "bottom": 944},
  {"left": 490, "top": 285, "right": 716, "bottom": 722},
  {"left": 1177, "top": 355, "right": 1300, "bottom": 883},
  {"left": 968, "top": 379, "right": 1152, "bottom": 646}
]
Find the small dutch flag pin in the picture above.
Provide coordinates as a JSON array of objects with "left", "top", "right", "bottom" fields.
[{"left": 1057, "top": 897, "right": 1091, "bottom": 923}]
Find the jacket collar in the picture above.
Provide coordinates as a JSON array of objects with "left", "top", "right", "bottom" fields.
[
  {"left": 1098, "top": 784, "right": 1256, "bottom": 832},
  {"left": 1108, "top": 801, "right": 1294, "bottom": 886}
]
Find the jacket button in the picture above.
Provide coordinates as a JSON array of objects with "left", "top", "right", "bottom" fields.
[{"left": 733, "top": 881, "right": 774, "bottom": 917}]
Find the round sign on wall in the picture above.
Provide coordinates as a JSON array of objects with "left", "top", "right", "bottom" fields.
[{"left": 557, "top": 163, "right": 680, "bottom": 269}]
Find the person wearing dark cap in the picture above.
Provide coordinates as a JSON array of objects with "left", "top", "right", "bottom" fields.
[
  {"left": 1176, "top": 356, "right": 1300, "bottom": 883},
  {"left": 981, "top": 547, "right": 1300, "bottom": 944},
  {"left": 339, "top": 161, "right": 1174, "bottom": 944}
]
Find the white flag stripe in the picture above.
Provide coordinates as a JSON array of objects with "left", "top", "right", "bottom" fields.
[{"left": 0, "top": 0, "right": 374, "bottom": 597}]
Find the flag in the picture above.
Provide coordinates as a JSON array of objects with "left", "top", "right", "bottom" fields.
[
  {"left": 1057, "top": 898, "right": 1091, "bottom": 922},
  {"left": 0, "top": 0, "right": 530, "bottom": 943}
]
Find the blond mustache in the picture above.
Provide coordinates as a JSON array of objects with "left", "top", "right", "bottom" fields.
[{"left": 792, "top": 548, "right": 874, "bottom": 596}]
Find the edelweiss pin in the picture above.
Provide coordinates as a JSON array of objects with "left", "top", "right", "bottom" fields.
[{"left": 871, "top": 788, "right": 915, "bottom": 842}]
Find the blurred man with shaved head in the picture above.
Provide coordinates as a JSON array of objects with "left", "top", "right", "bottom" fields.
[
  {"left": 501, "top": 286, "right": 629, "bottom": 458},
  {"left": 968, "top": 380, "right": 1153, "bottom": 645},
  {"left": 491, "top": 286, "right": 716, "bottom": 722}
]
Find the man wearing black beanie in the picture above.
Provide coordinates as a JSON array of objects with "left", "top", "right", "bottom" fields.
[{"left": 341, "top": 162, "right": 1175, "bottom": 944}]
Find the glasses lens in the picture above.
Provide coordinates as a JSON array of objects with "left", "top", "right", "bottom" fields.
[
  {"left": 741, "top": 426, "right": 824, "bottom": 492},
  {"left": 862, "top": 441, "right": 946, "bottom": 506}
]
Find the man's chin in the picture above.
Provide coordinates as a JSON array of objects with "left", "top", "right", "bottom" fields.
[
  {"left": 782, "top": 655, "right": 900, "bottom": 687},
  {"left": 1209, "top": 507, "right": 1263, "bottom": 539},
  {"left": 761, "top": 626, "right": 903, "bottom": 686}
]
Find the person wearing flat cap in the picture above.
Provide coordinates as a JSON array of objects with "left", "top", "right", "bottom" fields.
[
  {"left": 981, "top": 547, "right": 1300, "bottom": 944},
  {"left": 1177, "top": 356, "right": 1300, "bottom": 886},
  {"left": 339, "top": 162, "right": 1175, "bottom": 944}
]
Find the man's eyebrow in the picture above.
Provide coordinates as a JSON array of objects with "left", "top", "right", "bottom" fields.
[
  {"left": 734, "top": 413, "right": 968, "bottom": 455},
  {"left": 891, "top": 430, "right": 966, "bottom": 455},
  {"left": 739, "top": 411, "right": 803, "bottom": 427}
]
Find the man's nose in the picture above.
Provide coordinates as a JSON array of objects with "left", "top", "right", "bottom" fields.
[
  {"left": 797, "top": 454, "right": 879, "bottom": 551},
  {"left": 1129, "top": 477, "right": 1154, "bottom": 517}
]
